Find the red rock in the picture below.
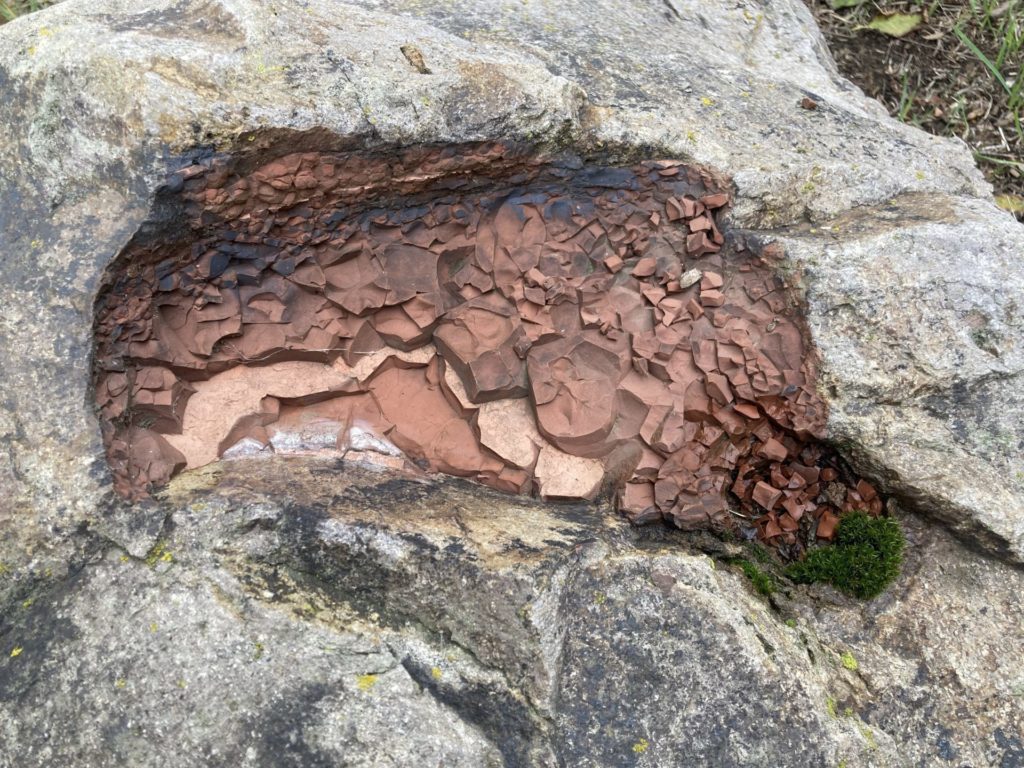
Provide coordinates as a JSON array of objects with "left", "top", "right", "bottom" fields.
[
  {"left": 816, "top": 509, "right": 840, "bottom": 540},
  {"left": 434, "top": 294, "right": 528, "bottom": 402},
  {"left": 782, "top": 496, "right": 804, "bottom": 520},
  {"left": 534, "top": 443, "right": 604, "bottom": 500},
  {"left": 856, "top": 479, "right": 877, "bottom": 501},
  {"left": 367, "top": 361, "right": 494, "bottom": 477},
  {"left": 733, "top": 402, "right": 760, "bottom": 420},
  {"left": 633, "top": 257, "right": 657, "bottom": 277},
  {"left": 621, "top": 481, "right": 658, "bottom": 522},
  {"left": 689, "top": 215, "right": 712, "bottom": 233},
  {"left": 757, "top": 438, "right": 788, "bottom": 463},
  {"left": 790, "top": 463, "right": 820, "bottom": 485},
  {"left": 96, "top": 142, "right": 860, "bottom": 552},
  {"left": 700, "top": 193, "right": 730, "bottom": 209},
  {"left": 705, "top": 373, "right": 733, "bottom": 405},
  {"left": 700, "top": 272, "right": 724, "bottom": 290},
  {"left": 752, "top": 481, "right": 782, "bottom": 511},
  {"left": 700, "top": 289, "right": 725, "bottom": 307},
  {"left": 527, "top": 332, "right": 628, "bottom": 455}
]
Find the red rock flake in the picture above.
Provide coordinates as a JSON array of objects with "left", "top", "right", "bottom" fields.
[{"left": 93, "top": 142, "right": 882, "bottom": 552}]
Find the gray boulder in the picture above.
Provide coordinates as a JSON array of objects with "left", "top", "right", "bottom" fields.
[
  {"left": 0, "top": 0, "right": 1021, "bottom": 561},
  {"left": 2, "top": 458, "right": 1022, "bottom": 766},
  {"left": 1, "top": 0, "right": 1023, "bottom": 765}
]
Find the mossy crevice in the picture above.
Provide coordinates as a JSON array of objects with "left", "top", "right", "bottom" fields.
[
  {"left": 786, "top": 512, "right": 905, "bottom": 599},
  {"left": 734, "top": 559, "right": 777, "bottom": 596}
]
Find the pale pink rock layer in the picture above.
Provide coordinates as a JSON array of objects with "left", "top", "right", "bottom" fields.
[{"left": 93, "top": 142, "right": 880, "bottom": 551}]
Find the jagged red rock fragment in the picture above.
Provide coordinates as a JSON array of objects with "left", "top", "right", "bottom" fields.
[{"left": 93, "top": 142, "right": 880, "bottom": 552}]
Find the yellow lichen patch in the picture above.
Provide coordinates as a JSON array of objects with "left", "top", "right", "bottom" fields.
[
  {"left": 145, "top": 540, "right": 173, "bottom": 567},
  {"left": 632, "top": 738, "right": 650, "bottom": 754},
  {"left": 860, "top": 725, "right": 878, "bottom": 750},
  {"left": 114, "top": 678, "right": 127, "bottom": 689},
  {"left": 10, "top": 647, "right": 23, "bottom": 658},
  {"left": 431, "top": 666, "right": 443, "bottom": 680},
  {"left": 356, "top": 674, "right": 379, "bottom": 691},
  {"left": 840, "top": 651, "right": 858, "bottom": 671}
]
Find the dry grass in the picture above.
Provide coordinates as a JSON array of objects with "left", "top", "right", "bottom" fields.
[
  {"left": 808, "top": 0, "right": 1024, "bottom": 218},
  {"left": 0, "top": 0, "right": 60, "bottom": 24}
]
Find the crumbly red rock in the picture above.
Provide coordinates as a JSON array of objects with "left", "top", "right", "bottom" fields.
[{"left": 93, "top": 143, "right": 882, "bottom": 550}]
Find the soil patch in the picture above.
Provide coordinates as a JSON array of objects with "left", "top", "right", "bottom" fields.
[{"left": 806, "top": 0, "right": 1023, "bottom": 219}]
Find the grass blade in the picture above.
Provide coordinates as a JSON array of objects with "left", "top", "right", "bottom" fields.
[{"left": 954, "top": 25, "right": 1013, "bottom": 96}]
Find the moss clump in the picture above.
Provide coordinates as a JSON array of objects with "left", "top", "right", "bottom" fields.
[
  {"left": 735, "top": 559, "right": 777, "bottom": 596},
  {"left": 786, "top": 512, "right": 904, "bottom": 599}
]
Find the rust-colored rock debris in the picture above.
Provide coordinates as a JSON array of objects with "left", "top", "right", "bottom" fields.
[{"left": 93, "top": 142, "right": 881, "bottom": 551}]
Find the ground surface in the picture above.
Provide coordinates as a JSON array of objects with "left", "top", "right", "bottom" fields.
[{"left": 807, "top": 0, "right": 1024, "bottom": 218}]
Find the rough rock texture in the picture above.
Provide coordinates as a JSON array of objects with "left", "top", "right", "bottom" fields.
[
  {"left": 1, "top": 0, "right": 1021, "bottom": 563},
  {"left": 92, "top": 144, "right": 876, "bottom": 551},
  {"left": 2, "top": 459, "right": 1022, "bottom": 767},
  {"left": 1, "top": 0, "right": 1023, "bottom": 764}
]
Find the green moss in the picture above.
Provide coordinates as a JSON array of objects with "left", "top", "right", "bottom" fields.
[
  {"left": 735, "top": 560, "right": 777, "bottom": 596},
  {"left": 840, "top": 651, "right": 859, "bottom": 671},
  {"left": 747, "top": 542, "right": 776, "bottom": 566},
  {"left": 786, "top": 512, "right": 904, "bottom": 600}
]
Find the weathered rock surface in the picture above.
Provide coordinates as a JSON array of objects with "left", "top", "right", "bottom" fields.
[
  {"left": 2, "top": 459, "right": 1022, "bottom": 767},
  {"left": 1, "top": 0, "right": 1023, "bottom": 764},
  {"left": 0, "top": 0, "right": 1021, "bottom": 562}
]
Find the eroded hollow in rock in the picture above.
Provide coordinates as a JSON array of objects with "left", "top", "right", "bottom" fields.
[{"left": 93, "top": 142, "right": 882, "bottom": 553}]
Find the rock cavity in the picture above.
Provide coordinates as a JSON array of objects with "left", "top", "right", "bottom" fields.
[{"left": 93, "top": 143, "right": 881, "bottom": 551}]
